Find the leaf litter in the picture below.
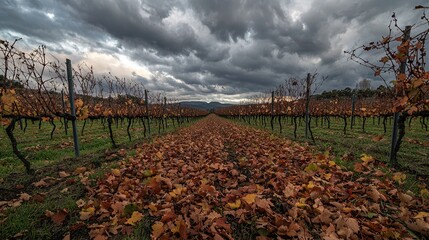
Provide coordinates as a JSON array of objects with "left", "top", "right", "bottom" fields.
[{"left": 72, "top": 115, "right": 428, "bottom": 239}]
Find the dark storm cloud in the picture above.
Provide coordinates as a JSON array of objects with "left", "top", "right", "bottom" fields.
[{"left": 0, "top": 0, "right": 427, "bottom": 102}]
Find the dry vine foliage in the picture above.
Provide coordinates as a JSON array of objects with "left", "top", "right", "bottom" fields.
[
  {"left": 66, "top": 116, "right": 428, "bottom": 239},
  {"left": 0, "top": 39, "right": 207, "bottom": 173},
  {"left": 345, "top": 10, "right": 429, "bottom": 166}
]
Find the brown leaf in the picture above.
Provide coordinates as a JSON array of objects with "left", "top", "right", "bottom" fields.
[
  {"left": 32, "top": 193, "right": 45, "bottom": 203},
  {"left": 283, "top": 183, "right": 296, "bottom": 198},
  {"left": 19, "top": 193, "right": 31, "bottom": 201},
  {"left": 368, "top": 186, "right": 386, "bottom": 202},
  {"left": 63, "top": 233, "right": 71, "bottom": 240},
  {"left": 33, "top": 179, "right": 48, "bottom": 187},
  {"left": 372, "top": 135, "right": 384, "bottom": 142},
  {"left": 398, "top": 192, "right": 413, "bottom": 205},
  {"left": 161, "top": 209, "right": 176, "bottom": 223},
  {"left": 74, "top": 167, "right": 87, "bottom": 174},
  {"left": 152, "top": 221, "right": 164, "bottom": 238},
  {"left": 49, "top": 209, "right": 68, "bottom": 225},
  {"left": 345, "top": 217, "right": 360, "bottom": 233},
  {"left": 59, "top": 171, "right": 70, "bottom": 178}
]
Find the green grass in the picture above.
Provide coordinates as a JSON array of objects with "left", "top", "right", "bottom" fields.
[{"left": 0, "top": 178, "right": 86, "bottom": 239}]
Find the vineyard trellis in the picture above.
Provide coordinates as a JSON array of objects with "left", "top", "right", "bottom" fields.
[
  {"left": 217, "top": 13, "right": 429, "bottom": 169},
  {"left": 0, "top": 39, "right": 208, "bottom": 174}
]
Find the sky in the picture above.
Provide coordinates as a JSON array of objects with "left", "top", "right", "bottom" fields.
[{"left": 0, "top": 0, "right": 427, "bottom": 103}]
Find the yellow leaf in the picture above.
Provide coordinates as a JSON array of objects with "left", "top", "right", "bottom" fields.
[
  {"left": 421, "top": 188, "right": 429, "bottom": 199},
  {"left": 328, "top": 161, "right": 336, "bottom": 167},
  {"left": 242, "top": 194, "right": 257, "bottom": 205},
  {"left": 169, "top": 186, "right": 186, "bottom": 198},
  {"left": 152, "top": 221, "right": 164, "bottom": 238},
  {"left": 227, "top": 199, "right": 241, "bottom": 209},
  {"left": 295, "top": 198, "right": 307, "bottom": 208},
  {"left": 126, "top": 211, "right": 143, "bottom": 225},
  {"left": 304, "top": 163, "right": 318, "bottom": 172},
  {"left": 360, "top": 154, "right": 374, "bottom": 164},
  {"left": 148, "top": 203, "right": 157, "bottom": 212},
  {"left": 80, "top": 207, "right": 95, "bottom": 220},
  {"left": 305, "top": 181, "right": 315, "bottom": 190},
  {"left": 414, "top": 212, "right": 429, "bottom": 219},
  {"left": 392, "top": 172, "right": 406, "bottom": 184},
  {"left": 324, "top": 173, "right": 332, "bottom": 180},
  {"left": 111, "top": 169, "right": 121, "bottom": 177}
]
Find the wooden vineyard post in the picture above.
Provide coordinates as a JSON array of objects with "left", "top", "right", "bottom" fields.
[
  {"left": 164, "top": 96, "right": 168, "bottom": 129},
  {"left": 66, "top": 59, "right": 80, "bottom": 157},
  {"left": 389, "top": 25, "right": 411, "bottom": 166},
  {"left": 351, "top": 92, "right": 356, "bottom": 129},
  {"left": 271, "top": 91, "right": 274, "bottom": 131},
  {"left": 145, "top": 89, "right": 151, "bottom": 135},
  {"left": 305, "top": 73, "right": 310, "bottom": 139},
  {"left": 61, "top": 90, "right": 68, "bottom": 135}
]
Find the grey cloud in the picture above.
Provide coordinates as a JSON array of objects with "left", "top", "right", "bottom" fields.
[{"left": 0, "top": 0, "right": 427, "bottom": 103}]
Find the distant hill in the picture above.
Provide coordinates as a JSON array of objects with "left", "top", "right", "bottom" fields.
[{"left": 179, "top": 101, "right": 233, "bottom": 110}]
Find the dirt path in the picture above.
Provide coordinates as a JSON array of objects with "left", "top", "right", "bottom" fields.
[{"left": 79, "top": 115, "right": 428, "bottom": 239}]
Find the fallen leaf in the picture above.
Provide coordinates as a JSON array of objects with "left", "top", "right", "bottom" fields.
[
  {"left": 398, "top": 192, "right": 413, "bottom": 204},
  {"left": 33, "top": 179, "right": 48, "bottom": 187},
  {"left": 111, "top": 169, "right": 121, "bottom": 177},
  {"left": 283, "top": 183, "right": 296, "bottom": 198},
  {"left": 59, "top": 171, "right": 70, "bottom": 178},
  {"left": 392, "top": 172, "right": 406, "bottom": 184},
  {"left": 125, "top": 211, "right": 143, "bottom": 225},
  {"left": 48, "top": 209, "right": 68, "bottom": 225},
  {"left": 360, "top": 154, "right": 374, "bottom": 164},
  {"left": 32, "top": 193, "right": 45, "bottom": 203},
  {"left": 80, "top": 207, "right": 95, "bottom": 220},
  {"left": 19, "top": 193, "right": 31, "bottom": 201},
  {"left": 305, "top": 181, "right": 315, "bottom": 190},
  {"left": 295, "top": 198, "right": 307, "bottom": 208},
  {"left": 155, "top": 152, "right": 163, "bottom": 159},
  {"left": 304, "top": 163, "right": 318, "bottom": 172},
  {"left": 414, "top": 212, "right": 429, "bottom": 219},
  {"left": 63, "top": 233, "right": 71, "bottom": 240},
  {"left": 152, "top": 221, "right": 164, "bottom": 238},
  {"left": 227, "top": 199, "right": 241, "bottom": 209},
  {"left": 76, "top": 199, "right": 86, "bottom": 208},
  {"left": 74, "top": 167, "right": 87, "bottom": 174},
  {"left": 345, "top": 217, "right": 360, "bottom": 233},
  {"left": 421, "top": 188, "right": 429, "bottom": 199},
  {"left": 242, "top": 194, "right": 257, "bottom": 205},
  {"left": 372, "top": 135, "right": 384, "bottom": 142}
]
